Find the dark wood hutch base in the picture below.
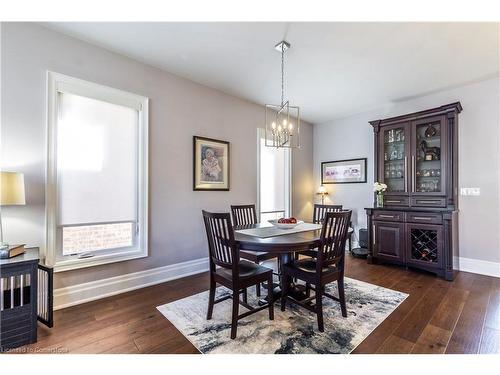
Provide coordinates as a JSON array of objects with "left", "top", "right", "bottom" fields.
[
  {"left": 366, "top": 207, "right": 458, "bottom": 280},
  {"left": 366, "top": 103, "right": 462, "bottom": 281}
]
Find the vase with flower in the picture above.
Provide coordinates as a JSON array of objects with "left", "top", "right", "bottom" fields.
[{"left": 373, "top": 182, "right": 387, "bottom": 208}]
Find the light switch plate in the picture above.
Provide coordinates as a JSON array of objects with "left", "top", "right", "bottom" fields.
[{"left": 460, "top": 187, "right": 480, "bottom": 196}]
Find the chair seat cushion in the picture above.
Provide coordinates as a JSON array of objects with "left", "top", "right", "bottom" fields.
[
  {"left": 216, "top": 260, "right": 272, "bottom": 280},
  {"left": 284, "top": 258, "right": 338, "bottom": 275}
]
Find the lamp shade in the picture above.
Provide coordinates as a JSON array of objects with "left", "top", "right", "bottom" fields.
[
  {"left": 0, "top": 172, "right": 26, "bottom": 205},
  {"left": 317, "top": 185, "right": 328, "bottom": 195}
]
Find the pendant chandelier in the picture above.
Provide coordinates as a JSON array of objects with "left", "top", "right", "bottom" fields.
[{"left": 265, "top": 40, "right": 300, "bottom": 149}]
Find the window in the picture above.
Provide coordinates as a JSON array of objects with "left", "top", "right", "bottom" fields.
[
  {"left": 257, "top": 128, "right": 291, "bottom": 222},
  {"left": 46, "top": 72, "right": 148, "bottom": 271}
]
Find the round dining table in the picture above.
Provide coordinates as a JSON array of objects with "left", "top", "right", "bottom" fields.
[
  {"left": 234, "top": 223, "right": 322, "bottom": 303},
  {"left": 234, "top": 223, "right": 322, "bottom": 255}
]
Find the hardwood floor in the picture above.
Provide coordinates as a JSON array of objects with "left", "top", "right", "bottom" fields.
[{"left": 15, "top": 256, "right": 500, "bottom": 354}]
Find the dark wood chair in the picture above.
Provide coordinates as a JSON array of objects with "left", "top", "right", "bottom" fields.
[
  {"left": 296, "top": 204, "right": 346, "bottom": 259},
  {"left": 202, "top": 210, "right": 274, "bottom": 339},
  {"left": 231, "top": 204, "right": 279, "bottom": 296},
  {"left": 281, "top": 210, "right": 352, "bottom": 332},
  {"left": 312, "top": 204, "right": 343, "bottom": 224},
  {"left": 313, "top": 204, "right": 353, "bottom": 252}
]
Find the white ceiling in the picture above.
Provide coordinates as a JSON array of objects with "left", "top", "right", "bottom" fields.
[{"left": 42, "top": 22, "right": 499, "bottom": 123}]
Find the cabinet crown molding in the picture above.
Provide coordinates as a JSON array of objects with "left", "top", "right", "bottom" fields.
[{"left": 369, "top": 102, "right": 462, "bottom": 127}]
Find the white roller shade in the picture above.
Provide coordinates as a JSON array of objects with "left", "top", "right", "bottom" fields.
[
  {"left": 259, "top": 136, "right": 286, "bottom": 213},
  {"left": 57, "top": 92, "right": 138, "bottom": 225}
]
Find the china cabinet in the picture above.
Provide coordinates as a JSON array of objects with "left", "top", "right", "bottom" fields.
[{"left": 366, "top": 102, "right": 461, "bottom": 280}]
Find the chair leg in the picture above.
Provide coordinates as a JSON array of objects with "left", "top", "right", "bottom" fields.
[
  {"left": 316, "top": 289, "right": 324, "bottom": 332},
  {"left": 206, "top": 276, "right": 216, "bottom": 320},
  {"left": 291, "top": 255, "right": 298, "bottom": 282},
  {"left": 281, "top": 274, "right": 290, "bottom": 312},
  {"left": 338, "top": 277, "right": 347, "bottom": 318},
  {"left": 267, "top": 273, "right": 274, "bottom": 320},
  {"left": 231, "top": 291, "right": 239, "bottom": 339},
  {"left": 348, "top": 234, "right": 352, "bottom": 252},
  {"left": 276, "top": 257, "right": 282, "bottom": 284},
  {"left": 255, "top": 261, "right": 261, "bottom": 297},
  {"left": 305, "top": 283, "right": 311, "bottom": 298},
  {"left": 242, "top": 288, "right": 248, "bottom": 304}
]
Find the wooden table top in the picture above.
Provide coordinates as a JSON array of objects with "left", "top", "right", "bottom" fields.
[{"left": 234, "top": 223, "right": 321, "bottom": 253}]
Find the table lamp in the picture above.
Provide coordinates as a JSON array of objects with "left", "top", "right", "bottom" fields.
[
  {"left": 316, "top": 185, "right": 329, "bottom": 205},
  {"left": 0, "top": 171, "right": 26, "bottom": 249}
]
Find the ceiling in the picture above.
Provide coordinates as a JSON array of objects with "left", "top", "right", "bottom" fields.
[{"left": 42, "top": 22, "right": 499, "bottom": 124}]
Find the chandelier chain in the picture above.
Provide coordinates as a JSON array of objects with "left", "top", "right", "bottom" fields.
[
  {"left": 264, "top": 40, "right": 300, "bottom": 149},
  {"left": 281, "top": 43, "right": 285, "bottom": 106}
]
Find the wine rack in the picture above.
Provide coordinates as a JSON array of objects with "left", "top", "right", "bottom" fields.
[{"left": 410, "top": 228, "right": 438, "bottom": 263}]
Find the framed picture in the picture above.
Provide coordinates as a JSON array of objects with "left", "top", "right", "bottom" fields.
[
  {"left": 321, "top": 158, "right": 367, "bottom": 184},
  {"left": 193, "top": 136, "right": 230, "bottom": 191}
]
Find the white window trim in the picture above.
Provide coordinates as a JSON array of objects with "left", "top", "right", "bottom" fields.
[
  {"left": 46, "top": 71, "right": 149, "bottom": 272},
  {"left": 256, "top": 128, "right": 292, "bottom": 219}
]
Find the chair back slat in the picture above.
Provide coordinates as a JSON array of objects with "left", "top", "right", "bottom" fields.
[
  {"left": 231, "top": 204, "right": 258, "bottom": 226},
  {"left": 317, "top": 210, "right": 352, "bottom": 270},
  {"left": 202, "top": 210, "right": 238, "bottom": 269},
  {"left": 313, "top": 204, "right": 343, "bottom": 224}
]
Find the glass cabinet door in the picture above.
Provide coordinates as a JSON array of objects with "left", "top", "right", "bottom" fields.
[
  {"left": 381, "top": 124, "right": 408, "bottom": 194},
  {"left": 412, "top": 117, "right": 445, "bottom": 194}
]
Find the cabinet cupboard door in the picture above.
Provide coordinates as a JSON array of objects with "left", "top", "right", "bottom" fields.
[{"left": 373, "top": 221, "right": 405, "bottom": 263}]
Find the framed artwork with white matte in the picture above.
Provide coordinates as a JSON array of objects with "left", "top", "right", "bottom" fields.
[
  {"left": 321, "top": 158, "right": 367, "bottom": 184},
  {"left": 193, "top": 136, "right": 230, "bottom": 191}
]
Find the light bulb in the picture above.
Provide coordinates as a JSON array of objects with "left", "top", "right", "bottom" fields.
[
  {"left": 271, "top": 122, "right": 276, "bottom": 130},
  {"left": 288, "top": 123, "right": 293, "bottom": 131},
  {"left": 278, "top": 124, "right": 282, "bottom": 132},
  {"left": 282, "top": 118, "right": 287, "bottom": 125}
]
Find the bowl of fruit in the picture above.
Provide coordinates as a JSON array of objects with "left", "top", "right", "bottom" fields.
[{"left": 268, "top": 217, "right": 304, "bottom": 229}]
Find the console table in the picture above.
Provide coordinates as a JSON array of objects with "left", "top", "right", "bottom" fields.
[{"left": 0, "top": 248, "right": 53, "bottom": 352}]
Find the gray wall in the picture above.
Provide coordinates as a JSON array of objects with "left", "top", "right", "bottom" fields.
[
  {"left": 1, "top": 23, "right": 314, "bottom": 288},
  {"left": 314, "top": 76, "right": 500, "bottom": 263}
]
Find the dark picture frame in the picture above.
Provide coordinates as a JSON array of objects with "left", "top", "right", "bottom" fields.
[
  {"left": 321, "top": 158, "right": 367, "bottom": 184},
  {"left": 193, "top": 136, "right": 230, "bottom": 191}
]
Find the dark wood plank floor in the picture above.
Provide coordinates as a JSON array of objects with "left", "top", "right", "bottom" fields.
[{"left": 17, "top": 256, "right": 500, "bottom": 354}]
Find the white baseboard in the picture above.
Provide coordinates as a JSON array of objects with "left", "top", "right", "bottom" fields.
[
  {"left": 454, "top": 256, "right": 500, "bottom": 278},
  {"left": 54, "top": 257, "right": 209, "bottom": 310}
]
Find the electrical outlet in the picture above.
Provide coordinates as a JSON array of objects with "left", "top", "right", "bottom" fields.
[{"left": 460, "top": 187, "right": 480, "bottom": 196}]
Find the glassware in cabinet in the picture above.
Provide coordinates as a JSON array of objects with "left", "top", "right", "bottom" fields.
[
  {"left": 412, "top": 118, "right": 445, "bottom": 194},
  {"left": 381, "top": 126, "right": 408, "bottom": 193}
]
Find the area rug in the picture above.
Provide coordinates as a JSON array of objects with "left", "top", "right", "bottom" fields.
[{"left": 157, "top": 277, "right": 408, "bottom": 354}]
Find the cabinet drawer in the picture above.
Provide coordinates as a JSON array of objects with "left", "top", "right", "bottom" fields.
[
  {"left": 411, "top": 197, "right": 446, "bottom": 208},
  {"left": 407, "top": 212, "right": 442, "bottom": 224},
  {"left": 384, "top": 196, "right": 409, "bottom": 207},
  {"left": 374, "top": 211, "right": 404, "bottom": 222}
]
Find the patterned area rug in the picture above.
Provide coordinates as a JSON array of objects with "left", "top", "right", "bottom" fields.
[{"left": 157, "top": 277, "right": 407, "bottom": 354}]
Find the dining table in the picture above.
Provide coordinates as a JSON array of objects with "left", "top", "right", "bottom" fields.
[{"left": 234, "top": 222, "right": 323, "bottom": 304}]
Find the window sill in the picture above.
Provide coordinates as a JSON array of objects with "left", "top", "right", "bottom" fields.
[{"left": 52, "top": 248, "right": 148, "bottom": 273}]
